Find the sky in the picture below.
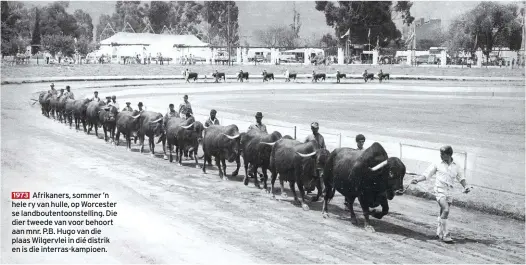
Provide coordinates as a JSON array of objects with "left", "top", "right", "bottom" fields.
[{"left": 24, "top": 0, "right": 491, "bottom": 44}]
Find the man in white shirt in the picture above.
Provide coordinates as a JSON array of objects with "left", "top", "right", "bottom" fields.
[
  {"left": 108, "top": 95, "right": 119, "bottom": 110},
  {"left": 411, "top": 145, "right": 471, "bottom": 243},
  {"left": 91, "top": 91, "right": 101, "bottom": 102}
]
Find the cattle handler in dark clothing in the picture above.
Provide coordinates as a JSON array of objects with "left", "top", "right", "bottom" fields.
[
  {"left": 247, "top": 112, "right": 268, "bottom": 179},
  {"left": 304, "top": 122, "right": 326, "bottom": 194}
]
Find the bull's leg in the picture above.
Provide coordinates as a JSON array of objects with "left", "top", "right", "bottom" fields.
[
  {"left": 269, "top": 168, "right": 278, "bottom": 198},
  {"left": 82, "top": 119, "right": 87, "bottom": 133},
  {"left": 175, "top": 146, "right": 185, "bottom": 166},
  {"left": 149, "top": 137, "right": 155, "bottom": 157},
  {"left": 357, "top": 196, "right": 374, "bottom": 232},
  {"left": 162, "top": 137, "right": 168, "bottom": 160},
  {"left": 370, "top": 199, "right": 389, "bottom": 220},
  {"left": 289, "top": 181, "right": 301, "bottom": 206},
  {"left": 252, "top": 165, "right": 261, "bottom": 189},
  {"left": 139, "top": 134, "right": 145, "bottom": 153},
  {"left": 347, "top": 196, "right": 358, "bottom": 225},
  {"left": 215, "top": 156, "right": 224, "bottom": 179},
  {"left": 221, "top": 157, "right": 228, "bottom": 180},
  {"left": 193, "top": 144, "right": 200, "bottom": 168},
  {"left": 110, "top": 126, "right": 116, "bottom": 145},
  {"left": 201, "top": 153, "right": 208, "bottom": 173},
  {"left": 261, "top": 165, "right": 269, "bottom": 190},
  {"left": 231, "top": 155, "right": 240, "bottom": 177},
  {"left": 242, "top": 158, "right": 250, "bottom": 186},
  {"left": 115, "top": 130, "right": 121, "bottom": 146},
  {"left": 94, "top": 122, "right": 99, "bottom": 137},
  {"left": 126, "top": 134, "right": 132, "bottom": 151},
  {"left": 279, "top": 174, "right": 287, "bottom": 198},
  {"left": 296, "top": 180, "right": 310, "bottom": 211},
  {"left": 103, "top": 125, "right": 108, "bottom": 142}
]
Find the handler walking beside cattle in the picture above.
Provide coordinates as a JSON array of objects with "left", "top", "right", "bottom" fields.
[
  {"left": 63, "top": 86, "right": 75, "bottom": 99},
  {"left": 91, "top": 91, "right": 101, "bottom": 102},
  {"left": 356, "top": 134, "right": 366, "bottom": 150},
  {"left": 205, "top": 109, "right": 220, "bottom": 127},
  {"left": 304, "top": 122, "right": 326, "bottom": 194},
  {"left": 248, "top": 112, "right": 267, "bottom": 133},
  {"left": 179, "top": 95, "right": 192, "bottom": 118},
  {"left": 122, "top": 102, "right": 133, "bottom": 112},
  {"left": 411, "top": 145, "right": 471, "bottom": 243}
]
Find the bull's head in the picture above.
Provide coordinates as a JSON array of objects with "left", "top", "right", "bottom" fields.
[
  {"left": 149, "top": 116, "right": 164, "bottom": 136},
  {"left": 369, "top": 157, "right": 406, "bottom": 200},
  {"left": 222, "top": 132, "right": 241, "bottom": 162},
  {"left": 107, "top": 106, "right": 118, "bottom": 122}
]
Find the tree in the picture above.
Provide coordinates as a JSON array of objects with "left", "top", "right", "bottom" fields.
[
  {"left": 76, "top": 36, "right": 95, "bottom": 56},
  {"left": 95, "top": 14, "right": 116, "bottom": 41},
  {"left": 74, "top": 9, "right": 94, "bottom": 41},
  {"left": 39, "top": 2, "right": 79, "bottom": 37},
  {"left": 203, "top": 1, "right": 239, "bottom": 46},
  {"left": 290, "top": 2, "right": 301, "bottom": 39},
  {"left": 148, "top": 1, "right": 171, "bottom": 33},
  {"left": 319, "top": 33, "right": 338, "bottom": 47},
  {"left": 254, "top": 25, "right": 298, "bottom": 47},
  {"left": 41, "top": 34, "right": 75, "bottom": 57},
  {"left": 314, "top": 1, "right": 413, "bottom": 47},
  {"left": 1, "top": 1, "right": 31, "bottom": 55},
  {"left": 446, "top": 2, "right": 523, "bottom": 60},
  {"left": 113, "top": 1, "right": 149, "bottom": 32},
  {"left": 31, "top": 7, "right": 41, "bottom": 54}
]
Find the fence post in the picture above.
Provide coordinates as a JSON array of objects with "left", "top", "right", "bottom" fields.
[
  {"left": 338, "top": 133, "right": 342, "bottom": 148},
  {"left": 294, "top": 126, "right": 296, "bottom": 140}
]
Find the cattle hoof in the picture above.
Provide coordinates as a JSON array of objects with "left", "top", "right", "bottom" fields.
[
  {"left": 364, "top": 225, "right": 375, "bottom": 233},
  {"left": 243, "top": 176, "right": 249, "bottom": 186},
  {"left": 150, "top": 153, "right": 155, "bottom": 158},
  {"left": 222, "top": 176, "right": 229, "bottom": 181},
  {"left": 163, "top": 155, "right": 168, "bottom": 160},
  {"left": 178, "top": 163, "right": 183, "bottom": 167},
  {"left": 301, "top": 203, "right": 310, "bottom": 211},
  {"left": 231, "top": 170, "right": 239, "bottom": 177},
  {"left": 322, "top": 212, "right": 329, "bottom": 219},
  {"left": 255, "top": 183, "right": 261, "bottom": 189},
  {"left": 281, "top": 193, "right": 288, "bottom": 199},
  {"left": 351, "top": 217, "right": 358, "bottom": 225}
]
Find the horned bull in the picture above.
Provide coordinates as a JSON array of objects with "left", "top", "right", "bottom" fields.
[
  {"left": 98, "top": 105, "right": 119, "bottom": 143},
  {"left": 201, "top": 124, "right": 242, "bottom": 180},
  {"left": 321, "top": 143, "right": 406, "bottom": 232},
  {"left": 136, "top": 111, "right": 165, "bottom": 157},
  {"left": 115, "top": 111, "right": 142, "bottom": 151},
  {"left": 268, "top": 139, "right": 330, "bottom": 210},
  {"left": 240, "top": 129, "right": 282, "bottom": 189},
  {"left": 172, "top": 119, "right": 204, "bottom": 167}
]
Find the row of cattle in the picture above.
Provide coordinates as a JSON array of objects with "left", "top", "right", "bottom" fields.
[
  {"left": 190, "top": 70, "right": 390, "bottom": 83},
  {"left": 36, "top": 90, "right": 406, "bottom": 232}
]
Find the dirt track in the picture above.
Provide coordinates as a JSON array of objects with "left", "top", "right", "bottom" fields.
[{"left": 1, "top": 83, "right": 525, "bottom": 263}]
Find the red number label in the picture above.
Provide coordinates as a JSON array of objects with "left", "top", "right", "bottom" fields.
[{"left": 11, "top": 192, "right": 30, "bottom": 200}]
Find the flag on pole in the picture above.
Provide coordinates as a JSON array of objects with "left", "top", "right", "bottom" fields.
[{"left": 340, "top": 29, "right": 350, "bottom": 39}]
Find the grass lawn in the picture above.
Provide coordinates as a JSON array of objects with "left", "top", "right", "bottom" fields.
[{"left": 2, "top": 62, "right": 524, "bottom": 79}]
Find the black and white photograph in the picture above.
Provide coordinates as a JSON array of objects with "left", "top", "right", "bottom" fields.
[{"left": 1, "top": 0, "right": 525, "bottom": 263}]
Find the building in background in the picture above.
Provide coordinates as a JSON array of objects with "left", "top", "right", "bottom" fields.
[{"left": 97, "top": 32, "right": 209, "bottom": 63}]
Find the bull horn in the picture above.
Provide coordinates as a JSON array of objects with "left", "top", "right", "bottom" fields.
[
  {"left": 370, "top": 160, "right": 388, "bottom": 171},
  {"left": 150, "top": 117, "right": 162, "bottom": 123},
  {"left": 222, "top": 133, "right": 240, "bottom": 139},
  {"left": 131, "top": 114, "right": 141, "bottom": 119},
  {"left": 296, "top": 151, "right": 317, "bottom": 158},
  {"left": 181, "top": 122, "right": 194, "bottom": 129},
  {"left": 260, "top": 142, "right": 276, "bottom": 146}
]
